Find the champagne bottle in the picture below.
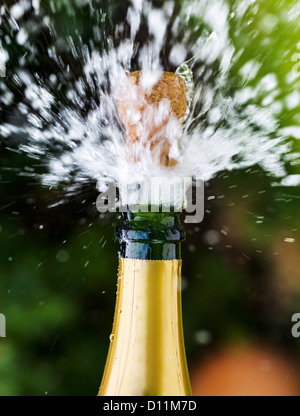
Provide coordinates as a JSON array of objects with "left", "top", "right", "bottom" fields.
[{"left": 98, "top": 210, "right": 192, "bottom": 396}]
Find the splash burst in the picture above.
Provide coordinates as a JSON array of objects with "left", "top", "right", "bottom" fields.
[{"left": 0, "top": 0, "right": 299, "bottom": 204}]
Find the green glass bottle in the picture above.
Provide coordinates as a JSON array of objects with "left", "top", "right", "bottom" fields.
[{"left": 98, "top": 210, "right": 192, "bottom": 396}]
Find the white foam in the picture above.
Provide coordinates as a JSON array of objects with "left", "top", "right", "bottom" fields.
[{"left": 0, "top": 0, "right": 298, "bottom": 207}]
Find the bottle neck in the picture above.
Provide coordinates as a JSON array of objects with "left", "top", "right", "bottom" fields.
[
  {"left": 99, "top": 210, "right": 192, "bottom": 396},
  {"left": 116, "top": 211, "right": 185, "bottom": 260}
]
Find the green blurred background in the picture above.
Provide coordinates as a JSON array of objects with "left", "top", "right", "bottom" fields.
[{"left": 0, "top": 0, "right": 300, "bottom": 395}]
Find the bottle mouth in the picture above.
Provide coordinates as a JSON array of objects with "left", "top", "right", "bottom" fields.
[{"left": 116, "top": 211, "right": 186, "bottom": 244}]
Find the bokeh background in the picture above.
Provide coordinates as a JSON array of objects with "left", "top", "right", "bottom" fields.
[{"left": 1, "top": 0, "right": 300, "bottom": 396}]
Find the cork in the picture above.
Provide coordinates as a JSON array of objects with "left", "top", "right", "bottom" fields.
[{"left": 117, "top": 71, "right": 187, "bottom": 167}]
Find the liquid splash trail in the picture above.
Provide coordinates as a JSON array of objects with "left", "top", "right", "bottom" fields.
[{"left": 0, "top": 0, "right": 300, "bottom": 203}]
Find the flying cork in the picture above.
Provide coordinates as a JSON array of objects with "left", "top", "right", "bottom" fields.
[{"left": 117, "top": 71, "right": 187, "bottom": 167}]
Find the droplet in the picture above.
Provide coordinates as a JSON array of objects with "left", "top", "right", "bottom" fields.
[
  {"left": 259, "top": 359, "right": 273, "bottom": 373},
  {"left": 56, "top": 250, "right": 69, "bottom": 263},
  {"left": 284, "top": 238, "right": 295, "bottom": 243},
  {"left": 203, "top": 230, "right": 221, "bottom": 246},
  {"left": 195, "top": 330, "right": 212, "bottom": 346},
  {"left": 109, "top": 334, "right": 115, "bottom": 342}
]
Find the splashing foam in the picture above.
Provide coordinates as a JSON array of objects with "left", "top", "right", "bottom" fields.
[{"left": 0, "top": 0, "right": 298, "bottom": 205}]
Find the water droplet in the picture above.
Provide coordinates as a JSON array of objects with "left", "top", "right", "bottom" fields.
[
  {"left": 195, "top": 330, "right": 212, "bottom": 346},
  {"left": 109, "top": 334, "right": 115, "bottom": 342},
  {"left": 259, "top": 359, "right": 272, "bottom": 373},
  {"left": 188, "top": 244, "right": 196, "bottom": 253},
  {"left": 56, "top": 250, "right": 69, "bottom": 263},
  {"left": 284, "top": 238, "right": 295, "bottom": 243},
  {"left": 203, "top": 230, "right": 221, "bottom": 246}
]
